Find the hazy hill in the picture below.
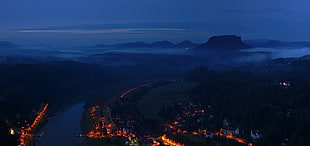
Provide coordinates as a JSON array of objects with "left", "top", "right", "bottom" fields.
[
  {"left": 93, "top": 40, "right": 199, "bottom": 49},
  {"left": 0, "top": 41, "right": 17, "bottom": 48},
  {"left": 176, "top": 41, "right": 199, "bottom": 48},
  {"left": 113, "top": 42, "right": 149, "bottom": 48},
  {"left": 245, "top": 40, "right": 285, "bottom": 48},
  {"left": 245, "top": 40, "right": 310, "bottom": 48},
  {"left": 150, "top": 40, "right": 176, "bottom": 48}
]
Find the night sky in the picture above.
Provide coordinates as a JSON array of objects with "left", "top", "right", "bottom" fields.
[{"left": 1, "top": 0, "right": 310, "bottom": 46}]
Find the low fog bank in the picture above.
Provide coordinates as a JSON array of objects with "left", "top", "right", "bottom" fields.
[
  {"left": 242, "top": 47, "right": 310, "bottom": 59},
  {"left": 2, "top": 40, "right": 310, "bottom": 79}
]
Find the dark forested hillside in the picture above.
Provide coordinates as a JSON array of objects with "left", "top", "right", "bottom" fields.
[
  {"left": 0, "top": 61, "right": 118, "bottom": 145},
  {"left": 184, "top": 67, "right": 310, "bottom": 145}
]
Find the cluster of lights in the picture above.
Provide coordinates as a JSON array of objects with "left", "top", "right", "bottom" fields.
[
  {"left": 163, "top": 104, "right": 254, "bottom": 146},
  {"left": 87, "top": 105, "right": 137, "bottom": 141},
  {"left": 215, "top": 128, "right": 253, "bottom": 145},
  {"left": 161, "top": 134, "right": 186, "bottom": 146},
  {"left": 18, "top": 103, "right": 48, "bottom": 146}
]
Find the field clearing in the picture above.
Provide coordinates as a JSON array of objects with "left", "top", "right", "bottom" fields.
[{"left": 137, "top": 81, "right": 197, "bottom": 120}]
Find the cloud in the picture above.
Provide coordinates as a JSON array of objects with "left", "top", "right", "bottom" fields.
[{"left": 16, "top": 28, "right": 189, "bottom": 34}]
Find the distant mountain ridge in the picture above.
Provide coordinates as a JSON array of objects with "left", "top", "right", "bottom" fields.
[
  {"left": 150, "top": 41, "right": 175, "bottom": 48},
  {"left": 112, "top": 42, "right": 149, "bottom": 48},
  {"left": 195, "top": 35, "right": 251, "bottom": 50},
  {"left": 93, "top": 40, "right": 200, "bottom": 48},
  {"left": 245, "top": 39, "right": 310, "bottom": 48},
  {"left": 245, "top": 40, "right": 285, "bottom": 48},
  {"left": 0, "top": 41, "right": 17, "bottom": 48}
]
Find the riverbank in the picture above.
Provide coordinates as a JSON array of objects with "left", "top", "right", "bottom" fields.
[{"left": 34, "top": 80, "right": 150, "bottom": 146}]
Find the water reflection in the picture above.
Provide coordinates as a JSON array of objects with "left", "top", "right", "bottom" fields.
[{"left": 36, "top": 102, "right": 85, "bottom": 146}]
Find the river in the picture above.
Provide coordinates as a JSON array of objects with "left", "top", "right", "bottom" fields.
[{"left": 36, "top": 102, "right": 85, "bottom": 146}]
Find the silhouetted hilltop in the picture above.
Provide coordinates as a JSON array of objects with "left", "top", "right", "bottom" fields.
[
  {"left": 114, "top": 42, "right": 149, "bottom": 48},
  {"left": 262, "top": 40, "right": 284, "bottom": 47},
  {"left": 176, "top": 41, "right": 199, "bottom": 48},
  {"left": 93, "top": 41, "right": 199, "bottom": 48},
  {"left": 246, "top": 40, "right": 285, "bottom": 48},
  {"left": 94, "top": 44, "right": 108, "bottom": 48},
  {"left": 0, "top": 41, "right": 23, "bottom": 56},
  {"left": 196, "top": 35, "right": 251, "bottom": 50},
  {"left": 300, "top": 55, "right": 310, "bottom": 60},
  {"left": 245, "top": 40, "right": 310, "bottom": 48},
  {"left": 150, "top": 41, "right": 175, "bottom": 48},
  {"left": 0, "top": 41, "right": 17, "bottom": 48}
]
